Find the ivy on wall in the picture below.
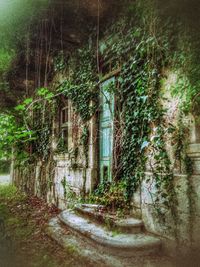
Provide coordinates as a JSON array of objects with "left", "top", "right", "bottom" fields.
[
  {"left": 5, "top": 1, "right": 199, "bottom": 236},
  {"left": 90, "top": 2, "right": 194, "bottom": 230},
  {"left": 58, "top": 47, "right": 98, "bottom": 122},
  {"left": 92, "top": 7, "right": 174, "bottom": 210}
]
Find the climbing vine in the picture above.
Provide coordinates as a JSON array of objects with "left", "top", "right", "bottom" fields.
[
  {"left": 58, "top": 47, "right": 98, "bottom": 122},
  {"left": 3, "top": 0, "right": 200, "bottom": 242},
  {"left": 92, "top": 7, "right": 176, "bottom": 214},
  {"left": 90, "top": 3, "right": 195, "bottom": 232}
]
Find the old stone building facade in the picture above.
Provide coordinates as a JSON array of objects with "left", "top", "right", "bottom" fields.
[{"left": 11, "top": 1, "right": 200, "bottom": 254}]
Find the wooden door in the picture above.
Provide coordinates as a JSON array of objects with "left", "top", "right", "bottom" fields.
[{"left": 99, "top": 77, "right": 115, "bottom": 182}]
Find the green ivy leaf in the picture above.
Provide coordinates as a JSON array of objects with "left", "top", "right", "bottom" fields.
[{"left": 141, "top": 141, "right": 149, "bottom": 150}]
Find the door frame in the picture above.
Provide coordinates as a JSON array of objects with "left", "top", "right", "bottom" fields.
[
  {"left": 99, "top": 77, "right": 115, "bottom": 183},
  {"left": 98, "top": 68, "right": 121, "bottom": 184}
]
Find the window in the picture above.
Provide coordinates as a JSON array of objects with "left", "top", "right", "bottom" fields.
[{"left": 61, "top": 106, "right": 68, "bottom": 125}]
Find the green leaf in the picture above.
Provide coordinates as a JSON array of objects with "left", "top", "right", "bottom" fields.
[
  {"left": 141, "top": 141, "right": 149, "bottom": 150},
  {"left": 23, "top": 98, "right": 33, "bottom": 105}
]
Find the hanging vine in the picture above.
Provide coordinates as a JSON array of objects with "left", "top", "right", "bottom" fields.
[{"left": 5, "top": 1, "right": 200, "bottom": 240}]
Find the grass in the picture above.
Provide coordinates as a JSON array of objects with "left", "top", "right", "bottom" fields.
[
  {"left": 0, "top": 184, "right": 18, "bottom": 198},
  {"left": 0, "top": 185, "right": 94, "bottom": 267}
]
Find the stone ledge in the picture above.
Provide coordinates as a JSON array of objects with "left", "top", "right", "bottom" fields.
[
  {"left": 53, "top": 153, "right": 70, "bottom": 161},
  {"left": 187, "top": 144, "right": 200, "bottom": 156}
]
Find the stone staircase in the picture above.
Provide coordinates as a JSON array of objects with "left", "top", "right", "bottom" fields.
[
  {"left": 75, "top": 204, "right": 144, "bottom": 234},
  {"left": 47, "top": 204, "right": 164, "bottom": 266}
]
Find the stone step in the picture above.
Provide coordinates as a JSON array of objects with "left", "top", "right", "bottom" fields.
[
  {"left": 47, "top": 217, "right": 118, "bottom": 267},
  {"left": 58, "top": 209, "right": 162, "bottom": 256},
  {"left": 47, "top": 217, "right": 171, "bottom": 266},
  {"left": 75, "top": 204, "right": 144, "bottom": 234}
]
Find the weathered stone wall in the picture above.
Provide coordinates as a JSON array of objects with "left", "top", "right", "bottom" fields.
[
  {"left": 48, "top": 97, "right": 98, "bottom": 208},
  {"left": 18, "top": 126, "right": 96, "bottom": 210},
  {"left": 138, "top": 70, "right": 200, "bottom": 251},
  {"left": 12, "top": 67, "right": 200, "bottom": 253}
]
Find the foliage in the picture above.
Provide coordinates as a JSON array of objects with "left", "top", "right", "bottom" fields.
[
  {"left": 0, "top": 48, "right": 15, "bottom": 76},
  {"left": 119, "top": 50, "right": 163, "bottom": 201},
  {"left": 0, "top": 114, "right": 33, "bottom": 160},
  {"left": 58, "top": 47, "right": 98, "bottom": 122},
  {"left": 0, "top": 86, "right": 57, "bottom": 164},
  {"left": 80, "top": 126, "right": 89, "bottom": 167},
  {"left": 15, "top": 87, "right": 56, "bottom": 161},
  {"left": 1, "top": 0, "right": 199, "bottom": 232},
  {"left": 61, "top": 176, "right": 76, "bottom": 208},
  {"left": 56, "top": 138, "right": 68, "bottom": 154},
  {"left": 95, "top": 6, "right": 177, "bottom": 214},
  {"left": 0, "top": 185, "right": 18, "bottom": 200},
  {"left": 0, "top": 185, "right": 27, "bottom": 211},
  {"left": 0, "top": 160, "right": 11, "bottom": 174},
  {"left": 54, "top": 51, "right": 68, "bottom": 72},
  {"left": 0, "top": 0, "right": 50, "bottom": 90},
  {"left": 90, "top": 180, "right": 130, "bottom": 213},
  {"left": 92, "top": 2, "right": 194, "bottom": 225}
]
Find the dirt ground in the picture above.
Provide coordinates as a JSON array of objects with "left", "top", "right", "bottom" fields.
[
  {"left": 0, "top": 185, "right": 94, "bottom": 267},
  {"left": 0, "top": 185, "right": 200, "bottom": 267}
]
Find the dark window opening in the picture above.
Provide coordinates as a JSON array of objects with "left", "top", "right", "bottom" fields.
[
  {"left": 62, "top": 129, "right": 68, "bottom": 145},
  {"left": 62, "top": 108, "right": 68, "bottom": 124}
]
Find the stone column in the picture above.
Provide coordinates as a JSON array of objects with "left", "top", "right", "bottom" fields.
[{"left": 187, "top": 143, "right": 200, "bottom": 246}]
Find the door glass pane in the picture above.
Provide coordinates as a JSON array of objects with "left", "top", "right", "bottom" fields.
[
  {"left": 102, "top": 91, "right": 111, "bottom": 119},
  {"left": 101, "top": 127, "right": 110, "bottom": 157}
]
